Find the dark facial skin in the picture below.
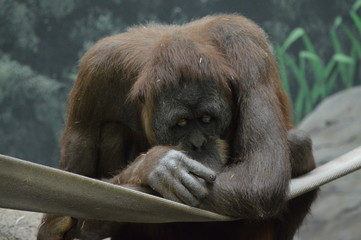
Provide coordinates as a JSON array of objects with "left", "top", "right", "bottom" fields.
[
  {"left": 136, "top": 80, "right": 233, "bottom": 206},
  {"left": 152, "top": 80, "right": 232, "bottom": 171}
]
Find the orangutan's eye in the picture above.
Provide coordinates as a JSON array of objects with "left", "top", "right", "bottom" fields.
[
  {"left": 201, "top": 115, "right": 212, "bottom": 123},
  {"left": 177, "top": 119, "right": 187, "bottom": 127}
]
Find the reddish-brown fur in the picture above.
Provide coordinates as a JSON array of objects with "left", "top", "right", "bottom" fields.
[{"left": 38, "top": 14, "right": 316, "bottom": 240}]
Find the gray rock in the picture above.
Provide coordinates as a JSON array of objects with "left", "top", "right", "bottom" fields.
[
  {"left": 0, "top": 208, "right": 42, "bottom": 240},
  {"left": 297, "top": 87, "right": 361, "bottom": 240}
]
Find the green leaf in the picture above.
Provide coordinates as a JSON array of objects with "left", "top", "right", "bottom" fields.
[
  {"left": 350, "top": 11, "right": 361, "bottom": 34},
  {"left": 352, "top": 0, "right": 361, "bottom": 12},
  {"left": 334, "top": 53, "right": 355, "bottom": 64},
  {"left": 275, "top": 45, "right": 291, "bottom": 98},
  {"left": 333, "top": 16, "right": 343, "bottom": 29},
  {"left": 301, "top": 33, "right": 316, "bottom": 54},
  {"left": 342, "top": 25, "right": 361, "bottom": 58},
  {"left": 311, "top": 85, "right": 321, "bottom": 104},
  {"left": 324, "top": 58, "right": 336, "bottom": 79},
  {"left": 299, "top": 51, "right": 320, "bottom": 62},
  {"left": 326, "top": 71, "right": 339, "bottom": 93},
  {"left": 282, "top": 28, "right": 305, "bottom": 51},
  {"left": 330, "top": 28, "right": 343, "bottom": 53}
]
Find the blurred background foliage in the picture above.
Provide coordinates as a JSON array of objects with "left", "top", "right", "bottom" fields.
[{"left": 0, "top": 0, "right": 360, "bottom": 166}]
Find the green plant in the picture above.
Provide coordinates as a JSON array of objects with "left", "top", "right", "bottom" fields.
[{"left": 276, "top": 0, "right": 361, "bottom": 124}]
